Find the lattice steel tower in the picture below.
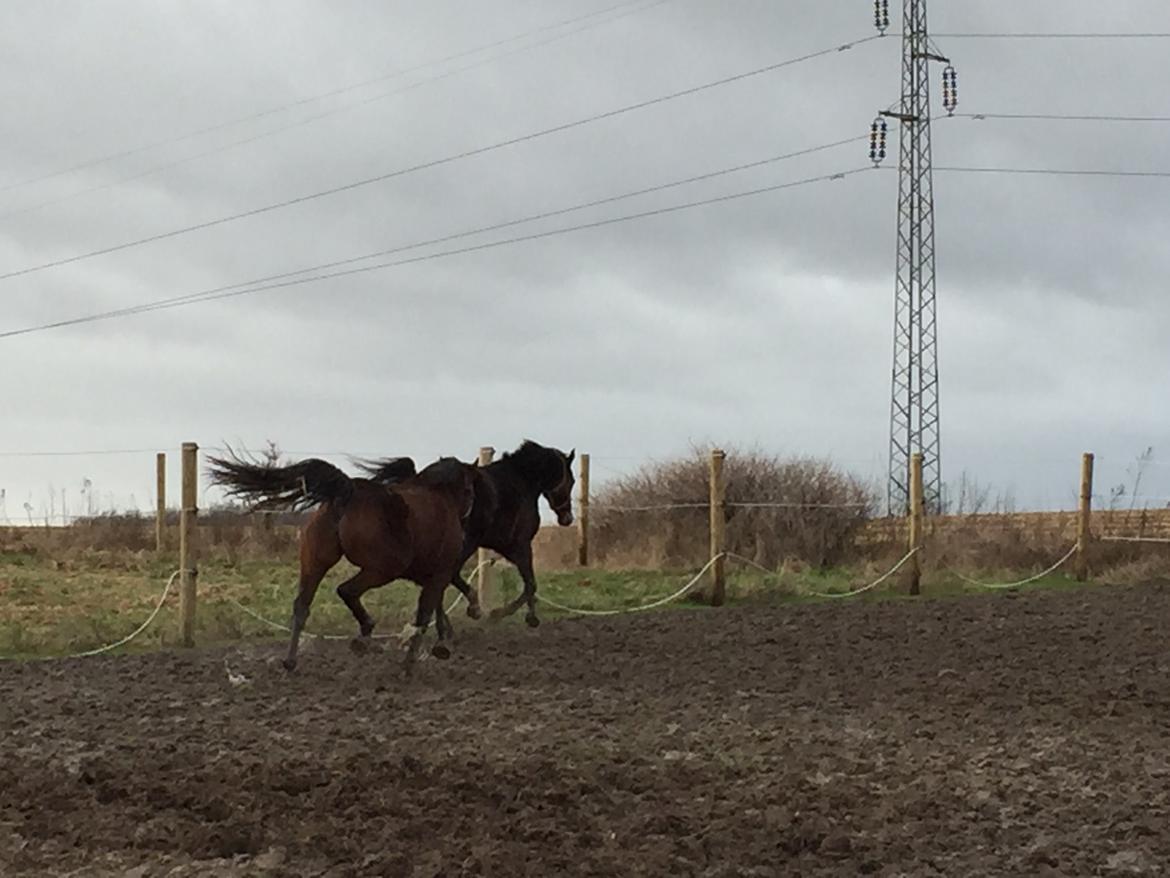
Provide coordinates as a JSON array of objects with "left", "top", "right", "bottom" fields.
[{"left": 872, "top": 0, "right": 955, "bottom": 515}]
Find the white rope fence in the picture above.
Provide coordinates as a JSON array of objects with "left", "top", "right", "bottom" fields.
[
  {"left": 727, "top": 501, "right": 870, "bottom": 509},
  {"left": 0, "top": 569, "right": 181, "bottom": 662},
  {"left": 950, "top": 543, "right": 1077, "bottom": 590},
  {"left": 0, "top": 537, "right": 1109, "bottom": 662},
  {"left": 590, "top": 501, "right": 870, "bottom": 513},
  {"left": 227, "top": 597, "right": 353, "bottom": 640},
  {"left": 725, "top": 549, "right": 919, "bottom": 599},
  {"left": 536, "top": 555, "right": 724, "bottom": 616},
  {"left": 225, "top": 559, "right": 486, "bottom": 640},
  {"left": 537, "top": 548, "right": 919, "bottom": 615},
  {"left": 1098, "top": 535, "right": 1170, "bottom": 544}
]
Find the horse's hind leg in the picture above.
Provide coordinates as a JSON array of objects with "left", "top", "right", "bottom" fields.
[
  {"left": 283, "top": 512, "right": 341, "bottom": 669},
  {"left": 285, "top": 550, "right": 341, "bottom": 674},
  {"left": 285, "top": 567, "right": 329, "bottom": 671},
  {"left": 336, "top": 568, "right": 392, "bottom": 645}
]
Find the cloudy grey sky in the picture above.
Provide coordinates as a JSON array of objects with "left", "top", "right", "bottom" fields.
[{"left": 2, "top": 0, "right": 1169, "bottom": 523}]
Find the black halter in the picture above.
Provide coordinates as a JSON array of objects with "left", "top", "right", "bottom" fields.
[{"left": 545, "top": 457, "right": 573, "bottom": 517}]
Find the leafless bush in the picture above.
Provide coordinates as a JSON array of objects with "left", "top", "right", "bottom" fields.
[
  {"left": 590, "top": 446, "right": 878, "bottom": 569},
  {"left": 1095, "top": 544, "right": 1170, "bottom": 584},
  {"left": 0, "top": 502, "right": 304, "bottom": 561},
  {"left": 920, "top": 516, "right": 1071, "bottom": 572},
  {"left": 942, "top": 471, "right": 1016, "bottom": 515}
]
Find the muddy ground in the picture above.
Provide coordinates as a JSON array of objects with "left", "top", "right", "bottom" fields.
[{"left": 2, "top": 583, "right": 1169, "bottom": 876}]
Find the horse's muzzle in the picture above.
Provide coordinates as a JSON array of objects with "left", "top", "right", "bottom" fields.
[{"left": 556, "top": 509, "right": 574, "bottom": 527}]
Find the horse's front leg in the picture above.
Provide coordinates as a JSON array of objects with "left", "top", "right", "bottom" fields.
[
  {"left": 451, "top": 547, "right": 483, "bottom": 620},
  {"left": 490, "top": 546, "right": 541, "bottom": 628},
  {"left": 433, "top": 599, "right": 455, "bottom": 659},
  {"left": 405, "top": 578, "right": 446, "bottom": 676}
]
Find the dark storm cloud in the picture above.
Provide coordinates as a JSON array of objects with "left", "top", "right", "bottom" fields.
[{"left": 2, "top": 0, "right": 1169, "bottom": 518}]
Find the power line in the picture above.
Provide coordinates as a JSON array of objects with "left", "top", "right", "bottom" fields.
[
  {"left": 0, "top": 35, "right": 878, "bottom": 284},
  {"left": 0, "top": 0, "right": 678, "bottom": 221},
  {"left": 0, "top": 448, "right": 160, "bottom": 457},
  {"left": 0, "top": 0, "right": 669, "bottom": 197},
  {"left": 957, "top": 112, "right": 1170, "bottom": 123},
  {"left": 2, "top": 133, "right": 864, "bottom": 337},
  {"left": 26, "top": 108, "right": 1133, "bottom": 230},
  {"left": 933, "top": 165, "right": 1170, "bottom": 179},
  {"left": 79, "top": 133, "right": 865, "bottom": 317},
  {"left": 933, "top": 32, "right": 1170, "bottom": 39},
  {"left": 0, "top": 166, "right": 871, "bottom": 340}
]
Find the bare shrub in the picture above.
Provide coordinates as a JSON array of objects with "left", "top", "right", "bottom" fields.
[
  {"left": 94, "top": 513, "right": 155, "bottom": 551},
  {"left": 590, "top": 446, "right": 877, "bottom": 570},
  {"left": 1095, "top": 545, "right": 1170, "bottom": 585},
  {"left": 922, "top": 515, "right": 1073, "bottom": 573},
  {"left": 0, "top": 503, "right": 304, "bottom": 562}
]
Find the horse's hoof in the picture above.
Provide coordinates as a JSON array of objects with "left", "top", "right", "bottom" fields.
[
  {"left": 525, "top": 614, "right": 541, "bottom": 629},
  {"left": 466, "top": 604, "right": 483, "bottom": 620},
  {"left": 489, "top": 607, "right": 509, "bottom": 621},
  {"left": 281, "top": 658, "right": 297, "bottom": 672},
  {"left": 431, "top": 643, "right": 451, "bottom": 660},
  {"left": 350, "top": 637, "right": 370, "bottom": 655}
]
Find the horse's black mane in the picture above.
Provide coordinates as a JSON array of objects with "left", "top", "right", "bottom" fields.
[{"left": 501, "top": 440, "right": 565, "bottom": 490}]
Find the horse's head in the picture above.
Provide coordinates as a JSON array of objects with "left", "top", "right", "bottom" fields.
[
  {"left": 544, "top": 447, "right": 576, "bottom": 527},
  {"left": 505, "top": 440, "right": 578, "bottom": 526}
]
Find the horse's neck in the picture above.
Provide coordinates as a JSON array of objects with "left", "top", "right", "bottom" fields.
[{"left": 489, "top": 460, "right": 543, "bottom": 509}]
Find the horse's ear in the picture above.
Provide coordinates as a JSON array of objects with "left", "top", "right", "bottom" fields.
[{"left": 567, "top": 448, "right": 576, "bottom": 465}]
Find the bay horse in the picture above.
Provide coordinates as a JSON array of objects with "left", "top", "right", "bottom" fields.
[
  {"left": 206, "top": 451, "right": 476, "bottom": 673},
  {"left": 358, "top": 439, "right": 575, "bottom": 628}
]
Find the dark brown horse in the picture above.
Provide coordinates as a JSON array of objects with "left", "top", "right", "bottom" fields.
[
  {"left": 359, "top": 439, "right": 575, "bottom": 628},
  {"left": 206, "top": 451, "right": 476, "bottom": 673}
]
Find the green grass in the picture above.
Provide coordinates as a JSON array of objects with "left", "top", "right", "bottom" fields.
[
  {"left": 0, "top": 548, "right": 1095, "bottom": 659},
  {"left": 0, "top": 551, "right": 417, "bottom": 660}
]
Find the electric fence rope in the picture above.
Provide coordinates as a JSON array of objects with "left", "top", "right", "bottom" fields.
[{"left": 949, "top": 543, "right": 1077, "bottom": 590}]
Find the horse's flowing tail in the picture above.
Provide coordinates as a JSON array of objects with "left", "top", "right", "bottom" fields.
[
  {"left": 354, "top": 456, "right": 417, "bottom": 486},
  {"left": 206, "top": 452, "right": 355, "bottom": 511}
]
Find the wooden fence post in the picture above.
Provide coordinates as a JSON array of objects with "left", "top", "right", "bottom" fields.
[
  {"left": 709, "top": 449, "right": 726, "bottom": 606},
  {"left": 1075, "top": 451, "right": 1094, "bottom": 581},
  {"left": 577, "top": 453, "right": 590, "bottom": 567},
  {"left": 477, "top": 446, "right": 495, "bottom": 605},
  {"left": 155, "top": 452, "right": 166, "bottom": 553},
  {"left": 907, "top": 452, "right": 924, "bottom": 595},
  {"left": 179, "top": 442, "right": 199, "bottom": 647}
]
